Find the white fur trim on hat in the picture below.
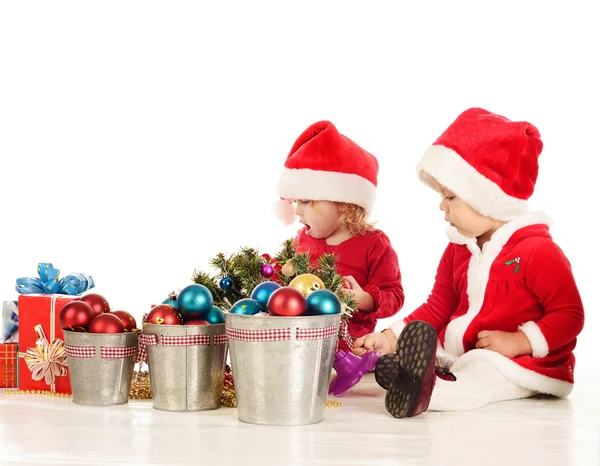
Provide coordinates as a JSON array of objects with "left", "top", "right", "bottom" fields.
[
  {"left": 273, "top": 198, "right": 297, "bottom": 226},
  {"left": 276, "top": 167, "right": 377, "bottom": 214},
  {"left": 417, "top": 145, "right": 530, "bottom": 221}
]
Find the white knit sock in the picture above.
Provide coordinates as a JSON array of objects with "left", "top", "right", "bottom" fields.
[{"left": 428, "top": 360, "right": 536, "bottom": 411}]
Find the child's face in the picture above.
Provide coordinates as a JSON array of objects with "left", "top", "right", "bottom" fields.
[
  {"left": 294, "top": 200, "right": 342, "bottom": 239},
  {"left": 431, "top": 179, "right": 499, "bottom": 238}
]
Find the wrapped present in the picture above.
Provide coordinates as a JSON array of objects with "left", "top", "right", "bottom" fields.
[
  {"left": 17, "top": 294, "right": 77, "bottom": 395},
  {"left": 1, "top": 343, "right": 18, "bottom": 388},
  {"left": 2, "top": 301, "right": 19, "bottom": 343}
]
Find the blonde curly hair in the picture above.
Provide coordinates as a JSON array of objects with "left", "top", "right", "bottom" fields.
[{"left": 337, "top": 202, "right": 376, "bottom": 236}]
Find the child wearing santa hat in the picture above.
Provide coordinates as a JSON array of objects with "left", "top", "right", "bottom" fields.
[
  {"left": 353, "top": 108, "right": 585, "bottom": 418},
  {"left": 275, "top": 120, "right": 405, "bottom": 351}
]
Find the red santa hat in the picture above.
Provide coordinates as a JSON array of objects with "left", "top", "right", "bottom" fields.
[
  {"left": 275, "top": 121, "right": 379, "bottom": 224},
  {"left": 417, "top": 108, "right": 543, "bottom": 221}
]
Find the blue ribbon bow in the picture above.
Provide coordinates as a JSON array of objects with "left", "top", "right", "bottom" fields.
[{"left": 15, "top": 263, "right": 95, "bottom": 296}]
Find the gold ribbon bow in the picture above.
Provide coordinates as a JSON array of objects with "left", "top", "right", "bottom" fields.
[{"left": 24, "top": 324, "right": 68, "bottom": 386}]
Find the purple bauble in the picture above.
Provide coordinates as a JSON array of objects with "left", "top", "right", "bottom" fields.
[{"left": 261, "top": 264, "right": 274, "bottom": 278}]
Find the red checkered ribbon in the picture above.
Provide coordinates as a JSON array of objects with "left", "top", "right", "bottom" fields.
[
  {"left": 65, "top": 345, "right": 136, "bottom": 359},
  {"left": 137, "top": 333, "right": 225, "bottom": 363},
  {"left": 100, "top": 346, "right": 137, "bottom": 359},
  {"left": 338, "top": 319, "right": 353, "bottom": 350},
  {"left": 214, "top": 334, "right": 228, "bottom": 345},
  {"left": 226, "top": 326, "right": 339, "bottom": 342},
  {"left": 162, "top": 335, "right": 210, "bottom": 346},
  {"left": 65, "top": 344, "right": 95, "bottom": 359},
  {"left": 297, "top": 325, "right": 338, "bottom": 340},
  {"left": 137, "top": 333, "right": 158, "bottom": 364},
  {"left": 226, "top": 327, "right": 291, "bottom": 342}
]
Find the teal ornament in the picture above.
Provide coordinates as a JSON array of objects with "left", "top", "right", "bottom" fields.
[
  {"left": 177, "top": 284, "right": 214, "bottom": 319},
  {"left": 305, "top": 289, "right": 341, "bottom": 316},
  {"left": 230, "top": 298, "right": 264, "bottom": 316},
  {"left": 162, "top": 296, "right": 179, "bottom": 310},
  {"left": 219, "top": 277, "right": 233, "bottom": 291},
  {"left": 205, "top": 306, "right": 225, "bottom": 324},
  {"left": 250, "top": 281, "right": 281, "bottom": 308}
]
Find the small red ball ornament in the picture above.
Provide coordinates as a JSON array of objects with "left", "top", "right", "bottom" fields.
[
  {"left": 88, "top": 313, "right": 125, "bottom": 333},
  {"left": 183, "top": 319, "right": 209, "bottom": 326},
  {"left": 111, "top": 310, "right": 138, "bottom": 332},
  {"left": 78, "top": 293, "right": 111, "bottom": 316},
  {"left": 59, "top": 301, "right": 95, "bottom": 332},
  {"left": 267, "top": 286, "right": 306, "bottom": 317},
  {"left": 146, "top": 305, "right": 183, "bottom": 325}
]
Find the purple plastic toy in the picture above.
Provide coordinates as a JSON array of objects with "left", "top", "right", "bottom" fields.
[{"left": 328, "top": 350, "right": 381, "bottom": 396}]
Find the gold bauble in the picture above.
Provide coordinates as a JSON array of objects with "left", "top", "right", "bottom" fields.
[
  {"left": 288, "top": 274, "right": 326, "bottom": 297},
  {"left": 281, "top": 260, "right": 296, "bottom": 277}
]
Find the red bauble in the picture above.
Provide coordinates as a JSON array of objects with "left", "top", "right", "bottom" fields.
[
  {"left": 78, "top": 293, "right": 111, "bottom": 316},
  {"left": 111, "top": 310, "right": 138, "bottom": 332},
  {"left": 59, "top": 301, "right": 95, "bottom": 332},
  {"left": 183, "top": 319, "right": 209, "bottom": 326},
  {"left": 146, "top": 305, "right": 183, "bottom": 325},
  {"left": 267, "top": 287, "right": 306, "bottom": 317},
  {"left": 88, "top": 313, "right": 125, "bottom": 333}
]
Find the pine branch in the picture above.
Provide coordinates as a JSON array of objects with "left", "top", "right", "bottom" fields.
[{"left": 274, "top": 238, "right": 297, "bottom": 263}]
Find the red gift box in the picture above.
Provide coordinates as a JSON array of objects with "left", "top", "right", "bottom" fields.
[
  {"left": 1, "top": 342, "right": 18, "bottom": 388},
  {"left": 18, "top": 295, "right": 77, "bottom": 395}
]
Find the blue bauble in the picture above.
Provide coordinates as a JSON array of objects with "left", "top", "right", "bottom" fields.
[
  {"left": 177, "top": 284, "right": 214, "bottom": 319},
  {"left": 219, "top": 277, "right": 233, "bottom": 291},
  {"left": 230, "top": 298, "right": 264, "bottom": 316},
  {"left": 161, "top": 297, "right": 179, "bottom": 309},
  {"left": 205, "top": 306, "right": 225, "bottom": 324},
  {"left": 305, "top": 289, "right": 341, "bottom": 316},
  {"left": 251, "top": 281, "right": 282, "bottom": 308}
]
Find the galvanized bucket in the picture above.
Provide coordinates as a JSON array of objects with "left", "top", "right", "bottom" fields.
[
  {"left": 225, "top": 313, "right": 341, "bottom": 426},
  {"left": 141, "top": 323, "right": 227, "bottom": 412},
  {"left": 64, "top": 330, "right": 139, "bottom": 406}
]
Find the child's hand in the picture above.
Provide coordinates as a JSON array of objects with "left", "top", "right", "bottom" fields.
[
  {"left": 476, "top": 330, "right": 533, "bottom": 359},
  {"left": 352, "top": 329, "right": 397, "bottom": 356},
  {"left": 341, "top": 275, "right": 375, "bottom": 312}
]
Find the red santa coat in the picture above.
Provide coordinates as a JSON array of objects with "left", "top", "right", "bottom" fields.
[
  {"left": 295, "top": 228, "right": 405, "bottom": 346},
  {"left": 390, "top": 212, "right": 584, "bottom": 397}
]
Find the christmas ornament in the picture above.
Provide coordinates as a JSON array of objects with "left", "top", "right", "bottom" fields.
[
  {"left": 288, "top": 274, "right": 325, "bottom": 297},
  {"left": 205, "top": 306, "right": 225, "bottom": 324},
  {"left": 78, "top": 293, "right": 111, "bottom": 316},
  {"left": 261, "top": 263, "right": 274, "bottom": 278},
  {"left": 111, "top": 310, "right": 138, "bottom": 332},
  {"left": 251, "top": 281, "right": 281, "bottom": 308},
  {"left": 219, "top": 277, "right": 233, "bottom": 291},
  {"left": 221, "top": 365, "right": 236, "bottom": 408},
  {"left": 177, "top": 284, "right": 213, "bottom": 319},
  {"left": 146, "top": 305, "right": 183, "bottom": 325},
  {"left": 267, "top": 287, "right": 306, "bottom": 317},
  {"left": 59, "top": 301, "right": 95, "bottom": 332},
  {"left": 129, "top": 371, "right": 152, "bottom": 400},
  {"left": 161, "top": 293, "right": 179, "bottom": 309},
  {"left": 88, "top": 313, "right": 125, "bottom": 333},
  {"left": 305, "top": 289, "right": 341, "bottom": 316},
  {"left": 281, "top": 260, "right": 296, "bottom": 277},
  {"left": 183, "top": 319, "right": 209, "bottom": 325},
  {"left": 230, "top": 298, "right": 263, "bottom": 316}
]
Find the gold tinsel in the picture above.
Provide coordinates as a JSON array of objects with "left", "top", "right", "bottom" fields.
[{"left": 129, "top": 371, "right": 152, "bottom": 399}]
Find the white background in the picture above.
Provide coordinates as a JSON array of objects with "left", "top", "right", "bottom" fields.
[{"left": 1, "top": 1, "right": 598, "bottom": 372}]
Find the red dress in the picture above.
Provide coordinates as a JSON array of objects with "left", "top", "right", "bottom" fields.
[{"left": 295, "top": 227, "right": 405, "bottom": 351}]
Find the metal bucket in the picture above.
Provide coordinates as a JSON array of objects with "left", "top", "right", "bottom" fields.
[
  {"left": 142, "top": 323, "right": 227, "bottom": 412},
  {"left": 225, "top": 313, "right": 341, "bottom": 426},
  {"left": 64, "top": 330, "right": 139, "bottom": 406}
]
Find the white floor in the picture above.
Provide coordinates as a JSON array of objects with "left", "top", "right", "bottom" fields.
[{"left": 1, "top": 372, "right": 598, "bottom": 466}]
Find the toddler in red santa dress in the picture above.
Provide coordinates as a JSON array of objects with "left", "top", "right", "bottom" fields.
[
  {"left": 275, "top": 120, "right": 405, "bottom": 352},
  {"left": 353, "top": 108, "right": 585, "bottom": 418}
]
